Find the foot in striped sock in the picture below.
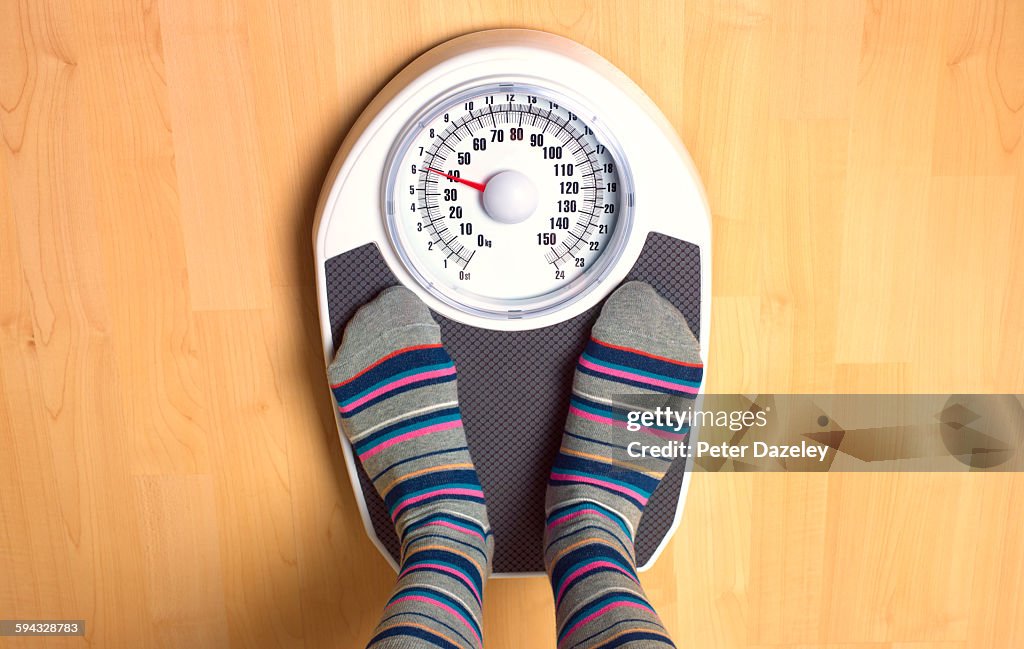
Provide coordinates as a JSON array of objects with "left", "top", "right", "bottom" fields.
[
  {"left": 329, "top": 286, "right": 493, "bottom": 649},
  {"left": 544, "top": 282, "right": 703, "bottom": 649}
]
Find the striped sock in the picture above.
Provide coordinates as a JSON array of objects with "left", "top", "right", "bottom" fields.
[
  {"left": 544, "top": 282, "right": 703, "bottom": 649},
  {"left": 329, "top": 287, "right": 493, "bottom": 649}
]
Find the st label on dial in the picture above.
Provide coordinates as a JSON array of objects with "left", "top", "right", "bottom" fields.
[{"left": 386, "top": 83, "right": 631, "bottom": 316}]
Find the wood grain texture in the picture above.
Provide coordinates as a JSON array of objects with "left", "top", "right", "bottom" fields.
[{"left": 1, "top": 1, "right": 1022, "bottom": 647}]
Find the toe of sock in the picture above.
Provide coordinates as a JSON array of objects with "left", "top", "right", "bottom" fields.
[
  {"left": 329, "top": 286, "right": 442, "bottom": 384},
  {"left": 347, "top": 285, "right": 435, "bottom": 331},
  {"left": 592, "top": 281, "right": 700, "bottom": 362}
]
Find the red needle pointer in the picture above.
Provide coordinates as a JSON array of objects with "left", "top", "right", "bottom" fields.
[{"left": 426, "top": 167, "right": 487, "bottom": 192}]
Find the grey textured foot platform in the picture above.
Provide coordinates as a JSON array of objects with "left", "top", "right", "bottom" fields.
[{"left": 325, "top": 232, "right": 700, "bottom": 574}]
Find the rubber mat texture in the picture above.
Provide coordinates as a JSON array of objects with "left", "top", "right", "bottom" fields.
[{"left": 325, "top": 232, "right": 701, "bottom": 573}]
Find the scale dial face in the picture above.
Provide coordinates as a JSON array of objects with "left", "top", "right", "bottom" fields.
[{"left": 384, "top": 83, "right": 633, "bottom": 319}]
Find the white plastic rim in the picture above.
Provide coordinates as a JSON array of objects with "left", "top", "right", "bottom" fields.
[{"left": 313, "top": 29, "right": 712, "bottom": 577}]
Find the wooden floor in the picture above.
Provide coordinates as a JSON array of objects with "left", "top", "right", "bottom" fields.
[{"left": 2, "top": 1, "right": 1023, "bottom": 647}]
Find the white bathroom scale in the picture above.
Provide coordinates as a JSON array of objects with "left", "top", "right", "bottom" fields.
[{"left": 313, "top": 29, "right": 711, "bottom": 576}]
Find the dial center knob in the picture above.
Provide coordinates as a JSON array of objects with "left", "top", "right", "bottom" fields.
[{"left": 482, "top": 170, "right": 538, "bottom": 224}]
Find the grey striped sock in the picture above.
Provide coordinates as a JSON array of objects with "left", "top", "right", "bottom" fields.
[
  {"left": 329, "top": 286, "right": 493, "bottom": 649},
  {"left": 544, "top": 282, "right": 703, "bottom": 649}
]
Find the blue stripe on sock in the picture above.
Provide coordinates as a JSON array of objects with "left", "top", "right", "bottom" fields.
[
  {"left": 545, "top": 524, "right": 633, "bottom": 557},
  {"left": 383, "top": 470, "right": 482, "bottom": 511},
  {"left": 389, "top": 587, "right": 481, "bottom": 638},
  {"left": 404, "top": 533, "right": 490, "bottom": 562},
  {"left": 558, "top": 591, "right": 653, "bottom": 642},
  {"left": 551, "top": 453, "right": 660, "bottom": 497},
  {"left": 585, "top": 339, "right": 702, "bottom": 383},
  {"left": 333, "top": 346, "right": 452, "bottom": 401},
  {"left": 370, "top": 446, "right": 470, "bottom": 482},
  {"left": 577, "top": 363, "right": 684, "bottom": 396},
  {"left": 546, "top": 502, "right": 632, "bottom": 539},
  {"left": 355, "top": 408, "right": 462, "bottom": 455},
  {"left": 377, "top": 611, "right": 475, "bottom": 649},
  {"left": 368, "top": 624, "right": 462, "bottom": 649},
  {"left": 403, "top": 513, "right": 488, "bottom": 539},
  {"left": 581, "top": 351, "right": 701, "bottom": 387},
  {"left": 339, "top": 373, "right": 456, "bottom": 417},
  {"left": 340, "top": 361, "right": 454, "bottom": 407},
  {"left": 551, "top": 542, "right": 636, "bottom": 588},
  {"left": 570, "top": 395, "right": 690, "bottom": 437},
  {"left": 593, "top": 630, "right": 675, "bottom": 648},
  {"left": 568, "top": 618, "right": 668, "bottom": 649}
]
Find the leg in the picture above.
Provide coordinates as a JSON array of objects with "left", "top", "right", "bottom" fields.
[
  {"left": 544, "top": 282, "right": 703, "bottom": 649},
  {"left": 329, "top": 287, "right": 493, "bottom": 649}
]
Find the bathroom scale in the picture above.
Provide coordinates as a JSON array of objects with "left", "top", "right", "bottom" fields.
[{"left": 313, "top": 29, "right": 711, "bottom": 576}]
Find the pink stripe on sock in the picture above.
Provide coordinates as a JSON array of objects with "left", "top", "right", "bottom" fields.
[
  {"left": 400, "top": 563, "right": 481, "bottom": 603},
  {"left": 388, "top": 594, "right": 481, "bottom": 645},
  {"left": 549, "top": 472, "right": 648, "bottom": 505},
  {"left": 546, "top": 508, "right": 614, "bottom": 531},
  {"left": 560, "top": 601, "right": 650, "bottom": 646},
  {"left": 391, "top": 487, "right": 485, "bottom": 520},
  {"left": 358, "top": 419, "right": 462, "bottom": 460},
  {"left": 556, "top": 561, "right": 638, "bottom": 605},
  {"left": 568, "top": 406, "right": 686, "bottom": 441},
  {"left": 340, "top": 366, "right": 456, "bottom": 413},
  {"left": 424, "top": 520, "right": 485, "bottom": 542},
  {"left": 578, "top": 356, "right": 698, "bottom": 394}
]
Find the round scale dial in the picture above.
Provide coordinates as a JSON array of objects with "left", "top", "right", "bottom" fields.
[{"left": 384, "top": 83, "right": 633, "bottom": 319}]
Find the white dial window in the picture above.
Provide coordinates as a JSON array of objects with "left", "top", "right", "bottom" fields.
[{"left": 384, "top": 83, "right": 633, "bottom": 319}]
